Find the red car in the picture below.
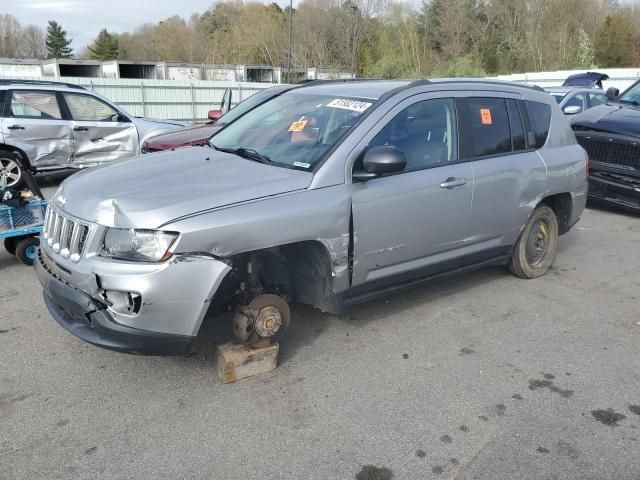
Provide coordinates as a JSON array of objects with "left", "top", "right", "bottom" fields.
[{"left": 142, "top": 85, "right": 294, "bottom": 153}]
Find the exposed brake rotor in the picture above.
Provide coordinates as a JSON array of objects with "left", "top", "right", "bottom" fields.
[{"left": 232, "top": 294, "right": 290, "bottom": 348}]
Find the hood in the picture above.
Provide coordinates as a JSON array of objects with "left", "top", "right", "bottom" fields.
[
  {"left": 132, "top": 117, "right": 191, "bottom": 129},
  {"left": 571, "top": 103, "right": 640, "bottom": 137},
  {"left": 55, "top": 148, "right": 312, "bottom": 229},
  {"left": 145, "top": 124, "right": 222, "bottom": 150},
  {"left": 563, "top": 71, "right": 608, "bottom": 88}
]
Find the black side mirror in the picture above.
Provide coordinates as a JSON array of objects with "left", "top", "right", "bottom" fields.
[
  {"left": 220, "top": 88, "right": 232, "bottom": 114},
  {"left": 606, "top": 87, "right": 619, "bottom": 101},
  {"left": 353, "top": 146, "right": 407, "bottom": 182}
]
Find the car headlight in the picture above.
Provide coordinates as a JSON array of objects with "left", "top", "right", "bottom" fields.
[{"left": 100, "top": 228, "right": 179, "bottom": 262}]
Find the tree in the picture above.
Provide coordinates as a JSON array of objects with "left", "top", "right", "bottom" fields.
[
  {"left": 88, "top": 29, "right": 119, "bottom": 60},
  {"left": 595, "top": 15, "right": 633, "bottom": 67},
  {"left": 46, "top": 20, "right": 73, "bottom": 58}
]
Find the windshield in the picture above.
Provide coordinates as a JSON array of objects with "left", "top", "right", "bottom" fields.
[
  {"left": 210, "top": 93, "right": 374, "bottom": 170},
  {"left": 549, "top": 93, "right": 566, "bottom": 104},
  {"left": 618, "top": 82, "right": 640, "bottom": 104},
  {"left": 217, "top": 88, "right": 280, "bottom": 126}
]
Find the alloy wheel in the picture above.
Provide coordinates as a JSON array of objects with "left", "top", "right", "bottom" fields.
[{"left": 0, "top": 158, "right": 21, "bottom": 188}]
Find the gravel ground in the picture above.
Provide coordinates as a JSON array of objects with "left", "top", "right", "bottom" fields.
[{"left": 1, "top": 174, "right": 639, "bottom": 480}]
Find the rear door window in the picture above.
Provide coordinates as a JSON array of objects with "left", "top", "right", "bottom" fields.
[
  {"left": 459, "top": 97, "right": 511, "bottom": 158},
  {"left": 524, "top": 101, "right": 551, "bottom": 149},
  {"left": 9, "top": 91, "right": 62, "bottom": 120}
]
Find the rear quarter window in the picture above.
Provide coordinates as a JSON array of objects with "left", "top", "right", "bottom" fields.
[{"left": 525, "top": 101, "right": 551, "bottom": 149}]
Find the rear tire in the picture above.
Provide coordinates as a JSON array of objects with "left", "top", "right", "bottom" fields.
[
  {"left": 0, "top": 150, "right": 25, "bottom": 190},
  {"left": 4, "top": 238, "right": 17, "bottom": 255},
  {"left": 509, "top": 205, "right": 558, "bottom": 279},
  {"left": 15, "top": 237, "right": 39, "bottom": 266}
]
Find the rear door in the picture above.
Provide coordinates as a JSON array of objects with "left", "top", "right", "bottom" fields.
[
  {"left": 60, "top": 92, "right": 138, "bottom": 166},
  {"left": 1, "top": 89, "right": 73, "bottom": 169},
  {"left": 458, "top": 94, "right": 547, "bottom": 249},
  {"left": 350, "top": 93, "right": 474, "bottom": 289}
]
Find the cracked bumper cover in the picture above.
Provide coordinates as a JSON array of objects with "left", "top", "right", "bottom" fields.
[{"left": 35, "top": 248, "right": 231, "bottom": 355}]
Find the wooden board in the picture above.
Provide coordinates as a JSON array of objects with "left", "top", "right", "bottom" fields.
[{"left": 216, "top": 342, "right": 279, "bottom": 384}]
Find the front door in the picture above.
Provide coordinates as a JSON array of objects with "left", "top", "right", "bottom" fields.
[
  {"left": 1, "top": 89, "right": 73, "bottom": 169},
  {"left": 350, "top": 95, "right": 473, "bottom": 289},
  {"left": 60, "top": 92, "right": 138, "bottom": 166}
]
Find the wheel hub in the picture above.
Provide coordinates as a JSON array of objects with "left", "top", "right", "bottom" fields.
[
  {"left": 232, "top": 294, "right": 290, "bottom": 347},
  {"left": 526, "top": 220, "right": 549, "bottom": 266}
]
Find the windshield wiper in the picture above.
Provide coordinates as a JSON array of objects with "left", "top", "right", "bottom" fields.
[{"left": 209, "top": 144, "right": 272, "bottom": 164}]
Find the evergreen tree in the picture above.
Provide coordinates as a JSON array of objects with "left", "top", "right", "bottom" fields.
[
  {"left": 88, "top": 29, "right": 119, "bottom": 60},
  {"left": 45, "top": 20, "right": 73, "bottom": 58}
]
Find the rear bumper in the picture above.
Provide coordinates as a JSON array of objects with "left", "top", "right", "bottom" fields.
[
  {"left": 36, "top": 249, "right": 195, "bottom": 355},
  {"left": 588, "top": 172, "right": 640, "bottom": 213}
]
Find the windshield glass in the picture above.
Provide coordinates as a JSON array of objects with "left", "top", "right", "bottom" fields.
[
  {"left": 210, "top": 93, "right": 374, "bottom": 170},
  {"left": 217, "top": 88, "right": 280, "bottom": 125},
  {"left": 549, "top": 93, "right": 566, "bottom": 104},
  {"left": 618, "top": 82, "right": 640, "bottom": 104}
]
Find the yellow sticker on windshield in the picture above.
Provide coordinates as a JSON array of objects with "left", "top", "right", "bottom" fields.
[{"left": 288, "top": 119, "right": 308, "bottom": 132}]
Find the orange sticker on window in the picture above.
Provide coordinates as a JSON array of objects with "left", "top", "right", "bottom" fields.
[
  {"left": 480, "top": 108, "right": 492, "bottom": 125},
  {"left": 288, "top": 119, "right": 308, "bottom": 132}
]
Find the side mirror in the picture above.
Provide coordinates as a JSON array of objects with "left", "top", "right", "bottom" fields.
[
  {"left": 208, "top": 110, "right": 223, "bottom": 122},
  {"left": 117, "top": 113, "right": 130, "bottom": 123},
  {"left": 563, "top": 105, "right": 583, "bottom": 115},
  {"left": 606, "top": 87, "right": 619, "bottom": 101},
  {"left": 220, "top": 87, "right": 232, "bottom": 114},
  {"left": 353, "top": 146, "right": 407, "bottom": 182}
]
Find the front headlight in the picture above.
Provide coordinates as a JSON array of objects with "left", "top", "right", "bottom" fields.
[{"left": 100, "top": 228, "right": 178, "bottom": 262}]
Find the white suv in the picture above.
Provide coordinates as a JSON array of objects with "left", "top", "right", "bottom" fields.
[{"left": 0, "top": 80, "right": 189, "bottom": 188}]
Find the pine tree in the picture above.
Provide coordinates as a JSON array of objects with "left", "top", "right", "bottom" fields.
[
  {"left": 46, "top": 20, "right": 73, "bottom": 58},
  {"left": 88, "top": 29, "right": 119, "bottom": 60}
]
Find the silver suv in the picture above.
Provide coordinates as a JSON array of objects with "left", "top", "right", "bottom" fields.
[
  {"left": 0, "top": 80, "right": 188, "bottom": 188},
  {"left": 35, "top": 79, "right": 588, "bottom": 355}
]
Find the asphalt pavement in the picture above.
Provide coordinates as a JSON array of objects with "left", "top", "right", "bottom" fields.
[{"left": 1, "top": 175, "right": 639, "bottom": 480}]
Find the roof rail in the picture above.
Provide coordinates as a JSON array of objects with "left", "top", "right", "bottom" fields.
[{"left": 0, "top": 79, "right": 86, "bottom": 90}]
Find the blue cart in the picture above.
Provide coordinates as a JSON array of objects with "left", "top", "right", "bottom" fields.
[{"left": 0, "top": 199, "right": 48, "bottom": 265}]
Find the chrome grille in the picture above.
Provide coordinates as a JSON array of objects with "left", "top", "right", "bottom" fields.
[{"left": 42, "top": 207, "right": 90, "bottom": 262}]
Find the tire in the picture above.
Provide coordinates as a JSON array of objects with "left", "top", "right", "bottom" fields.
[
  {"left": 509, "top": 205, "right": 558, "bottom": 279},
  {"left": 4, "top": 238, "right": 17, "bottom": 255},
  {"left": 0, "top": 150, "right": 25, "bottom": 190},
  {"left": 15, "top": 237, "right": 39, "bottom": 266}
]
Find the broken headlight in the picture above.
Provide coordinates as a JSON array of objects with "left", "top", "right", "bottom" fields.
[{"left": 100, "top": 228, "right": 178, "bottom": 262}]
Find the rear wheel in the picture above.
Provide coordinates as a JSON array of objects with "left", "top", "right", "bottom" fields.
[
  {"left": 509, "top": 205, "right": 558, "bottom": 279},
  {"left": 0, "top": 151, "right": 25, "bottom": 189},
  {"left": 15, "top": 237, "right": 39, "bottom": 266},
  {"left": 4, "top": 238, "right": 17, "bottom": 255}
]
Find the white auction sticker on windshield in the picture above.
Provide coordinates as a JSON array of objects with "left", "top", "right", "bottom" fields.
[
  {"left": 293, "top": 161, "right": 311, "bottom": 168},
  {"left": 326, "top": 98, "right": 372, "bottom": 112}
]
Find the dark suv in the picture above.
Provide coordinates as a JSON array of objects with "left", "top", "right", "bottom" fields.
[{"left": 571, "top": 80, "right": 640, "bottom": 213}]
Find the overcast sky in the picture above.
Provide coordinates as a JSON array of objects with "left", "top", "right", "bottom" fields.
[{"left": 4, "top": 0, "right": 261, "bottom": 52}]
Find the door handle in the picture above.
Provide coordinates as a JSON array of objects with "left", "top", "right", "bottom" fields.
[
  {"left": 73, "top": 126, "right": 89, "bottom": 132},
  {"left": 7, "top": 125, "right": 25, "bottom": 130},
  {"left": 440, "top": 177, "right": 467, "bottom": 189}
]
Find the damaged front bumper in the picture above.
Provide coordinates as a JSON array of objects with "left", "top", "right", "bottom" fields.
[
  {"left": 588, "top": 167, "right": 640, "bottom": 213},
  {"left": 36, "top": 243, "right": 231, "bottom": 355}
]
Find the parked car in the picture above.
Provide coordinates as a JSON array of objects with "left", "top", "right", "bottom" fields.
[
  {"left": 141, "top": 85, "right": 296, "bottom": 153},
  {"left": 36, "top": 79, "right": 587, "bottom": 355},
  {"left": 0, "top": 80, "right": 189, "bottom": 188},
  {"left": 571, "top": 80, "right": 640, "bottom": 213},
  {"left": 545, "top": 87, "right": 608, "bottom": 115},
  {"left": 562, "top": 71, "right": 609, "bottom": 89}
]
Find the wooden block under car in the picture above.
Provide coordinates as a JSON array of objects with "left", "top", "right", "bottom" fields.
[{"left": 216, "top": 342, "right": 279, "bottom": 384}]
